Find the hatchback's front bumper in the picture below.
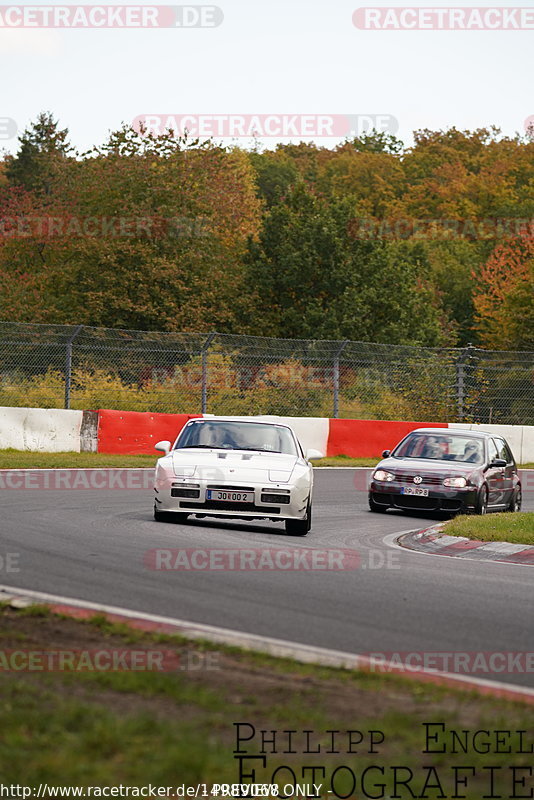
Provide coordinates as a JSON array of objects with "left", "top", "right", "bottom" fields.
[{"left": 369, "top": 480, "right": 478, "bottom": 513}]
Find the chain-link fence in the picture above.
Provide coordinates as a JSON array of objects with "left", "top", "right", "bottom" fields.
[{"left": 0, "top": 321, "right": 533, "bottom": 424}]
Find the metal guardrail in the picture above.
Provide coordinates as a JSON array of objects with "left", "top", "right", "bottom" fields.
[{"left": 0, "top": 322, "right": 532, "bottom": 424}]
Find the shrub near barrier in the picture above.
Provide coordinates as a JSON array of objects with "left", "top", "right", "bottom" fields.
[{"left": 0, "top": 360, "right": 460, "bottom": 421}]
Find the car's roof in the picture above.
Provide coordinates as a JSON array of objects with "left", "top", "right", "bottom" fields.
[{"left": 410, "top": 427, "right": 492, "bottom": 439}]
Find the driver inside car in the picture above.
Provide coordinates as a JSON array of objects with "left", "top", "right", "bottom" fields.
[{"left": 463, "top": 440, "right": 482, "bottom": 463}]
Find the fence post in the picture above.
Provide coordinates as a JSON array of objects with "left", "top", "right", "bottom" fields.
[
  {"left": 333, "top": 341, "right": 349, "bottom": 418},
  {"left": 64, "top": 325, "right": 84, "bottom": 410},
  {"left": 455, "top": 343, "right": 475, "bottom": 421},
  {"left": 201, "top": 332, "right": 216, "bottom": 414}
]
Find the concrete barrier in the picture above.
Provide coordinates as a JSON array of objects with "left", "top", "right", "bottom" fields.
[
  {"left": 1, "top": 407, "right": 533, "bottom": 463},
  {"left": 96, "top": 410, "right": 200, "bottom": 455},
  {"left": 327, "top": 419, "right": 448, "bottom": 458},
  {"left": 0, "top": 406, "right": 83, "bottom": 452}
]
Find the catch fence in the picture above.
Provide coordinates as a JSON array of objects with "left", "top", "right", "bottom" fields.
[{"left": 0, "top": 322, "right": 532, "bottom": 424}]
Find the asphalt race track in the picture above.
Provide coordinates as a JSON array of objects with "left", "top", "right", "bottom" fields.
[{"left": 2, "top": 470, "right": 533, "bottom": 687}]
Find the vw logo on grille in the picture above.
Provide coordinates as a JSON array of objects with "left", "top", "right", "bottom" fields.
[{"left": 413, "top": 476, "right": 423, "bottom": 484}]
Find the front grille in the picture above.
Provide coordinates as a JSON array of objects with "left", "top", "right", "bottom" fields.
[
  {"left": 394, "top": 496, "right": 440, "bottom": 510},
  {"left": 394, "top": 474, "right": 442, "bottom": 486},
  {"left": 180, "top": 501, "right": 280, "bottom": 513},
  {"left": 207, "top": 484, "right": 255, "bottom": 491}
]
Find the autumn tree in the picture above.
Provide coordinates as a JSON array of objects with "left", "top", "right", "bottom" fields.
[{"left": 473, "top": 235, "right": 534, "bottom": 349}]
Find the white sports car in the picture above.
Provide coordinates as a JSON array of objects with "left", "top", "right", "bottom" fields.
[{"left": 153, "top": 418, "right": 321, "bottom": 534}]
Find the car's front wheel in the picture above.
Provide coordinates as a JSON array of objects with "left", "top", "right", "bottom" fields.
[
  {"left": 285, "top": 502, "right": 311, "bottom": 536},
  {"left": 508, "top": 487, "right": 522, "bottom": 513},
  {"left": 476, "top": 485, "right": 488, "bottom": 515}
]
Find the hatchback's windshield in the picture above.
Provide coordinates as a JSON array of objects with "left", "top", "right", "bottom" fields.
[
  {"left": 174, "top": 421, "right": 298, "bottom": 455},
  {"left": 393, "top": 433, "right": 485, "bottom": 465}
]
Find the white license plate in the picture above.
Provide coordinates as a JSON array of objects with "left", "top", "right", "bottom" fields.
[
  {"left": 206, "top": 490, "right": 254, "bottom": 503},
  {"left": 401, "top": 487, "right": 429, "bottom": 497}
]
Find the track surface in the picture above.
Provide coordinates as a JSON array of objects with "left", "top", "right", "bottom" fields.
[{"left": 2, "top": 470, "right": 533, "bottom": 687}]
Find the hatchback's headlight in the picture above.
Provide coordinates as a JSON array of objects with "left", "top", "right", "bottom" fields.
[
  {"left": 374, "top": 469, "right": 395, "bottom": 482},
  {"left": 443, "top": 477, "right": 467, "bottom": 488}
]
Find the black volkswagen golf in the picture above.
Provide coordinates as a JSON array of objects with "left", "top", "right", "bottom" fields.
[{"left": 368, "top": 428, "right": 522, "bottom": 516}]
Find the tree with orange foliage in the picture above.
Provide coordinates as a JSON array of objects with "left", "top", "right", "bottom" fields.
[{"left": 473, "top": 234, "right": 534, "bottom": 348}]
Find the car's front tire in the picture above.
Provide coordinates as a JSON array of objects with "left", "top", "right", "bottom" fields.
[
  {"left": 285, "top": 502, "right": 311, "bottom": 536},
  {"left": 476, "top": 485, "right": 488, "bottom": 515},
  {"left": 508, "top": 487, "right": 522, "bottom": 513}
]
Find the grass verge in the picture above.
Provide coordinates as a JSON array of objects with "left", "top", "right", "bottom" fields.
[
  {"left": 0, "top": 604, "right": 532, "bottom": 795},
  {"left": 0, "top": 449, "right": 380, "bottom": 469},
  {"left": 1, "top": 449, "right": 533, "bottom": 470},
  {"left": 445, "top": 511, "right": 534, "bottom": 545}
]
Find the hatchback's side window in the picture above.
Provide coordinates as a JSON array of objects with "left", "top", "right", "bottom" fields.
[
  {"left": 487, "top": 439, "right": 499, "bottom": 463},
  {"left": 495, "top": 438, "right": 513, "bottom": 464}
]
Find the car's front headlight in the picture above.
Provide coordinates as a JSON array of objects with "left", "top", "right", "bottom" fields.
[
  {"left": 373, "top": 469, "right": 395, "bottom": 482},
  {"left": 443, "top": 476, "right": 467, "bottom": 488}
]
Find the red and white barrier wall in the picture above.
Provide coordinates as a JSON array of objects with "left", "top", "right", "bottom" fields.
[{"left": 2, "top": 406, "right": 534, "bottom": 463}]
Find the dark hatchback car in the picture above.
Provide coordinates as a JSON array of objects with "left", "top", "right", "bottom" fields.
[{"left": 369, "top": 428, "right": 522, "bottom": 516}]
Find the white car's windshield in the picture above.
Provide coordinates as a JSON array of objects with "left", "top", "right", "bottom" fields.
[
  {"left": 174, "top": 421, "right": 298, "bottom": 455},
  {"left": 393, "top": 433, "right": 485, "bottom": 465}
]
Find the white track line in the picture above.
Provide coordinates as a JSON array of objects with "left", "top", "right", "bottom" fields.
[
  {"left": 1, "top": 583, "right": 533, "bottom": 701},
  {"left": 384, "top": 529, "right": 534, "bottom": 568}
]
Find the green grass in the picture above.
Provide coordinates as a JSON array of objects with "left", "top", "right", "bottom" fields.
[
  {"left": 445, "top": 511, "right": 534, "bottom": 545},
  {"left": 0, "top": 449, "right": 532, "bottom": 470},
  {"left": 313, "top": 455, "right": 379, "bottom": 467},
  {"left": 0, "top": 449, "right": 380, "bottom": 469},
  {"left": 0, "top": 449, "right": 157, "bottom": 468},
  {"left": 0, "top": 605, "right": 532, "bottom": 795}
]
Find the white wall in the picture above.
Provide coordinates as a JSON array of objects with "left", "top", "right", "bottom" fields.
[{"left": 0, "top": 407, "right": 83, "bottom": 452}]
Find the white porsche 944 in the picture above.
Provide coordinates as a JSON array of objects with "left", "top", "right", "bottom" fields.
[{"left": 153, "top": 418, "right": 322, "bottom": 535}]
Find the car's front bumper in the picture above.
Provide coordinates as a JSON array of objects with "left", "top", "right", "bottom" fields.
[
  {"left": 369, "top": 481, "right": 478, "bottom": 513},
  {"left": 155, "top": 475, "right": 310, "bottom": 521}
]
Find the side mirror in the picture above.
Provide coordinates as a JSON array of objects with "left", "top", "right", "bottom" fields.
[
  {"left": 490, "top": 458, "right": 507, "bottom": 468},
  {"left": 382, "top": 450, "right": 391, "bottom": 458},
  {"left": 306, "top": 448, "right": 323, "bottom": 461},
  {"left": 155, "top": 440, "right": 171, "bottom": 455}
]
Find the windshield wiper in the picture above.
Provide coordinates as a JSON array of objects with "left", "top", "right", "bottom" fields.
[
  {"left": 175, "top": 445, "right": 217, "bottom": 449},
  {"left": 237, "top": 447, "right": 283, "bottom": 453}
]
